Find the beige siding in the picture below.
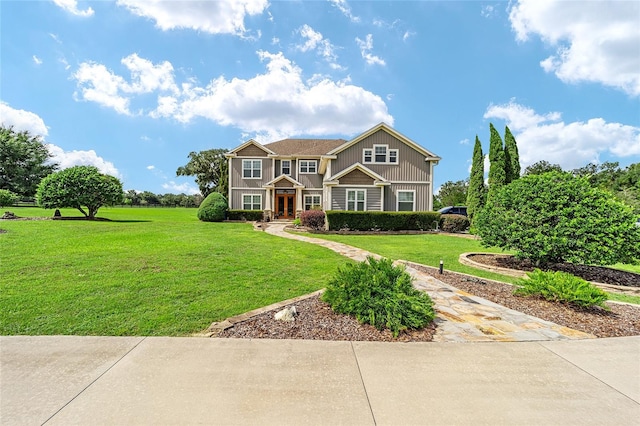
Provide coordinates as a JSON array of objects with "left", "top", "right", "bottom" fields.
[
  {"left": 230, "top": 157, "right": 272, "bottom": 187},
  {"left": 339, "top": 169, "right": 374, "bottom": 185},
  {"left": 275, "top": 179, "right": 293, "bottom": 188},
  {"left": 384, "top": 184, "right": 431, "bottom": 211},
  {"left": 236, "top": 145, "right": 269, "bottom": 157},
  {"left": 331, "top": 187, "right": 381, "bottom": 211},
  {"left": 231, "top": 188, "right": 265, "bottom": 210},
  {"left": 332, "top": 129, "right": 431, "bottom": 182},
  {"left": 298, "top": 173, "right": 322, "bottom": 188}
]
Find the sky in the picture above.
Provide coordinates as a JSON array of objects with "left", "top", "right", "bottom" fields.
[{"left": 1, "top": 0, "right": 639, "bottom": 195}]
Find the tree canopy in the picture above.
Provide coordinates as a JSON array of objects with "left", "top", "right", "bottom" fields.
[
  {"left": 0, "top": 126, "right": 58, "bottom": 197},
  {"left": 36, "top": 166, "right": 123, "bottom": 219},
  {"left": 523, "top": 160, "right": 563, "bottom": 176},
  {"left": 176, "top": 149, "right": 228, "bottom": 197},
  {"left": 436, "top": 179, "right": 468, "bottom": 208}
]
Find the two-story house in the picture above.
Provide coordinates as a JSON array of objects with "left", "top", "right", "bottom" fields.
[{"left": 224, "top": 123, "right": 440, "bottom": 220}]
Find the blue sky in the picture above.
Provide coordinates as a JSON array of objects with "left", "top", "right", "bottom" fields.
[{"left": 1, "top": 0, "right": 639, "bottom": 195}]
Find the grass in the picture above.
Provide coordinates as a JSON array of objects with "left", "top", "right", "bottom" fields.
[
  {"left": 0, "top": 207, "right": 350, "bottom": 336},
  {"left": 607, "top": 292, "right": 640, "bottom": 305}
]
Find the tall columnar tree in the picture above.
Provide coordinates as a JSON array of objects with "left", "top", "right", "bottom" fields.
[
  {"left": 503, "top": 125, "right": 520, "bottom": 183},
  {"left": 0, "top": 126, "right": 58, "bottom": 197},
  {"left": 176, "top": 148, "right": 229, "bottom": 197},
  {"left": 466, "top": 135, "right": 486, "bottom": 226},
  {"left": 487, "top": 123, "right": 506, "bottom": 202}
]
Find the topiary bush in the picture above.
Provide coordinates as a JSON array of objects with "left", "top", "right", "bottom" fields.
[
  {"left": 514, "top": 269, "right": 609, "bottom": 310},
  {"left": 197, "top": 192, "right": 228, "bottom": 222},
  {"left": 300, "top": 209, "right": 325, "bottom": 230},
  {"left": 322, "top": 257, "right": 436, "bottom": 337},
  {"left": 439, "top": 214, "right": 469, "bottom": 233}
]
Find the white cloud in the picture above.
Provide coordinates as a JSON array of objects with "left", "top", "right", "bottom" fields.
[
  {"left": 146, "top": 165, "right": 155, "bottom": 170},
  {"left": 0, "top": 102, "right": 48, "bottom": 136},
  {"left": 459, "top": 138, "right": 470, "bottom": 145},
  {"left": 52, "top": 0, "right": 94, "bottom": 17},
  {"left": 484, "top": 101, "right": 640, "bottom": 170},
  {"left": 356, "top": 34, "right": 385, "bottom": 66},
  {"left": 46, "top": 145, "right": 120, "bottom": 177},
  {"left": 32, "top": 55, "right": 43, "bottom": 65},
  {"left": 116, "top": 0, "right": 268, "bottom": 37},
  {"left": 481, "top": 5, "right": 497, "bottom": 18},
  {"left": 509, "top": 0, "right": 640, "bottom": 96},
  {"left": 329, "top": 0, "right": 360, "bottom": 23},
  {"left": 162, "top": 181, "right": 199, "bottom": 195},
  {"left": 296, "top": 25, "right": 341, "bottom": 69}
]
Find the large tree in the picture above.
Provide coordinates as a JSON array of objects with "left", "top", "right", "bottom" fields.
[
  {"left": 487, "top": 123, "right": 506, "bottom": 202},
  {"left": 0, "top": 126, "right": 58, "bottom": 197},
  {"left": 36, "top": 166, "right": 123, "bottom": 219},
  {"left": 523, "top": 160, "right": 563, "bottom": 176},
  {"left": 176, "top": 149, "right": 228, "bottom": 197},
  {"left": 437, "top": 179, "right": 468, "bottom": 207},
  {"left": 503, "top": 126, "right": 520, "bottom": 183},
  {"left": 466, "top": 135, "right": 486, "bottom": 226}
]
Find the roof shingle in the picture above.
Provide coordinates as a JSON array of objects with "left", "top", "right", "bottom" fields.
[{"left": 263, "top": 138, "right": 347, "bottom": 156}]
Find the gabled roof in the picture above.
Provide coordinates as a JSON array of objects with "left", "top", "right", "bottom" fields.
[
  {"left": 327, "top": 162, "right": 389, "bottom": 184},
  {"left": 264, "top": 138, "right": 346, "bottom": 156},
  {"left": 327, "top": 122, "right": 441, "bottom": 160},
  {"left": 225, "top": 139, "right": 275, "bottom": 157},
  {"left": 263, "top": 174, "right": 305, "bottom": 188}
]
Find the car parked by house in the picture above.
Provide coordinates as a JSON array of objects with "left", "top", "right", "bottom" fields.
[{"left": 438, "top": 206, "right": 468, "bottom": 216}]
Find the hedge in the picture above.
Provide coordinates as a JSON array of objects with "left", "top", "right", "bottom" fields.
[
  {"left": 326, "top": 211, "right": 440, "bottom": 231},
  {"left": 439, "top": 214, "right": 470, "bottom": 233},
  {"left": 227, "top": 209, "right": 264, "bottom": 221}
]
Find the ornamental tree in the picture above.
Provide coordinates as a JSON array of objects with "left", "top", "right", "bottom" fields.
[
  {"left": 475, "top": 171, "right": 640, "bottom": 266},
  {"left": 503, "top": 126, "right": 520, "bottom": 183},
  {"left": 487, "top": 123, "right": 505, "bottom": 202},
  {"left": 36, "top": 166, "right": 123, "bottom": 219},
  {"left": 466, "top": 135, "right": 486, "bottom": 226}
]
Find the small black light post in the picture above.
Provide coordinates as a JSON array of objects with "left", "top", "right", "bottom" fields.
[{"left": 439, "top": 259, "right": 444, "bottom": 274}]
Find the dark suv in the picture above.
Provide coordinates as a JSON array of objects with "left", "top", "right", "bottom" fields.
[{"left": 438, "top": 206, "right": 468, "bottom": 216}]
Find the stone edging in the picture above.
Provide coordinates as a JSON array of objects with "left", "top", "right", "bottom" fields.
[
  {"left": 200, "top": 289, "right": 325, "bottom": 337},
  {"left": 459, "top": 252, "right": 640, "bottom": 296}
]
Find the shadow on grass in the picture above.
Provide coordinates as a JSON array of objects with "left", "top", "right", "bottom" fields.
[{"left": 53, "top": 217, "right": 152, "bottom": 223}]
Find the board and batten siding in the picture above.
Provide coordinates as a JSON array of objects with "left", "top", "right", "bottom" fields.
[
  {"left": 230, "top": 157, "right": 273, "bottom": 188},
  {"left": 230, "top": 188, "right": 265, "bottom": 210},
  {"left": 331, "top": 130, "right": 431, "bottom": 182},
  {"left": 236, "top": 145, "right": 269, "bottom": 157},
  {"left": 297, "top": 173, "right": 323, "bottom": 188},
  {"left": 384, "top": 183, "right": 431, "bottom": 211},
  {"left": 331, "top": 187, "right": 381, "bottom": 211}
]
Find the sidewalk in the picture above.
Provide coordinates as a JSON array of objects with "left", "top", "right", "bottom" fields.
[{"left": 1, "top": 335, "right": 638, "bottom": 425}]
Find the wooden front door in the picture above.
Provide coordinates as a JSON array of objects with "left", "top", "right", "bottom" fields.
[{"left": 275, "top": 193, "right": 295, "bottom": 219}]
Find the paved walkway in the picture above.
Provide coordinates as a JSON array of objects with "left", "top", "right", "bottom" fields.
[{"left": 263, "top": 223, "right": 594, "bottom": 342}]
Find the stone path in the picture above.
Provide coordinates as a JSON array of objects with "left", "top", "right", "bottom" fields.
[{"left": 263, "top": 223, "right": 595, "bottom": 342}]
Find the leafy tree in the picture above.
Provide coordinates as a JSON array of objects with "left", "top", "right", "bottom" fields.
[
  {"left": 139, "top": 191, "right": 160, "bottom": 206},
  {"left": 197, "top": 192, "right": 227, "bottom": 222},
  {"left": 123, "top": 189, "right": 141, "bottom": 206},
  {"left": 0, "top": 126, "right": 58, "bottom": 197},
  {"left": 437, "top": 179, "right": 468, "bottom": 207},
  {"left": 487, "top": 123, "right": 505, "bottom": 202},
  {"left": 36, "top": 166, "right": 123, "bottom": 219},
  {"left": 466, "top": 135, "right": 486, "bottom": 225},
  {"left": 176, "top": 149, "right": 229, "bottom": 197},
  {"left": 523, "top": 160, "right": 563, "bottom": 176},
  {"left": 476, "top": 171, "right": 640, "bottom": 266},
  {"left": 0, "top": 189, "right": 17, "bottom": 207},
  {"left": 503, "top": 126, "right": 520, "bottom": 183}
]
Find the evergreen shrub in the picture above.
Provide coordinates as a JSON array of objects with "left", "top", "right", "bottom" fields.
[
  {"left": 326, "top": 211, "right": 440, "bottom": 231},
  {"left": 300, "top": 209, "right": 325, "bottom": 230},
  {"left": 322, "top": 257, "right": 436, "bottom": 337},
  {"left": 439, "top": 214, "right": 470, "bottom": 232},
  {"left": 197, "top": 192, "right": 228, "bottom": 222}
]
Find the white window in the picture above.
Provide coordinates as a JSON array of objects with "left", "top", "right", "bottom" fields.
[
  {"left": 347, "top": 189, "right": 366, "bottom": 211},
  {"left": 389, "top": 149, "right": 398, "bottom": 163},
  {"left": 363, "top": 149, "right": 373, "bottom": 163},
  {"left": 365, "top": 145, "right": 399, "bottom": 164},
  {"left": 304, "top": 194, "right": 322, "bottom": 210},
  {"left": 299, "top": 160, "right": 317, "bottom": 174},
  {"left": 281, "top": 160, "right": 291, "bottom": 175},
  {"left": 374, "top": 145, "right": 387, "bottom": 163},
  {"left": 397, "top": 190, "right": 415, "bottom": 211},
  {"left": 242, "top": 194, "right": 262, "bottom": 210},
  {"left": 242, "top": 159, "right": 261, "bottom": 179}
]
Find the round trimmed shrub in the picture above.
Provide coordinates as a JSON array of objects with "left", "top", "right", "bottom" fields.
[
  {"left": 197, "top": 192, "right": 228, "bottom": 222},
  {"left": 439, "top": 214, "right": 469, "bottom": 233}
]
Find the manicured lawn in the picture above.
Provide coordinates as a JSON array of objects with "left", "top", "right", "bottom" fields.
[{"left": 0, "top": 207, "right": 349, "bottom": 336}]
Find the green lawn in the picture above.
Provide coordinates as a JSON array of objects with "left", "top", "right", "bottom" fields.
[{"left": 0, "top": 207, "right": 350, "bottom": 336}]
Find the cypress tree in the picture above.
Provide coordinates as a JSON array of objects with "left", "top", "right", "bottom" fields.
[
  {"left": 504, "top": 126, "right": 521, "bottom": 183},
  {"left": 487, "top": 123, "right": 506, "bottom": 202},
  {"left": 466, "top": 135, "right": 486, "bottom": 227}
]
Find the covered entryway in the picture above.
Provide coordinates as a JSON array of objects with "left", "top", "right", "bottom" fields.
[{"left": 275, "top": 189, "right": 296, "bottom": 219}]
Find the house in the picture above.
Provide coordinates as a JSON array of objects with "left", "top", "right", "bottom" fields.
[{"left": 224, "top": 123, "right": 441, "bottom": 220}]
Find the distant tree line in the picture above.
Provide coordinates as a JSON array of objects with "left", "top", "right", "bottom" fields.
[{"left": 122, "top": 190, "right": 203, "bottom": 208}]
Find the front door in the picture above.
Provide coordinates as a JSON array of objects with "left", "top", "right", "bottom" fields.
[{"left": 275, "top": 193, "right": 295, "bottom": 219}]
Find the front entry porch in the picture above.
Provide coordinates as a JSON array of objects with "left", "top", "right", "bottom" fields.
[{"left": 274, "top": 189, "right": 296, "bottom": 219}]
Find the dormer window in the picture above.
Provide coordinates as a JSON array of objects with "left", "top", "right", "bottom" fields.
[
  {"left": 363, "top": 145, "right": 398, "bottom": 164},
  {"left": 299, "top": 160, "right": 317, "bottom": 174}
]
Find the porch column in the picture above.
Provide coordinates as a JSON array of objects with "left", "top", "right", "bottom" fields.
[{"left": 265, "top": 188, "right": 272, "bottom": 211}]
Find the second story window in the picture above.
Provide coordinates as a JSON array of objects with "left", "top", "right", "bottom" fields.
[
  {"left": 375, "top": 146, "right": 387, "bottom": 162},
  {"left": 364, "top": 145, "right": 399, "bottom": 164},
  {"left": 242, "top": 159, "right": 261, "bottom": 179},
  {"left": 281, "top": 160, "right": 291, "bottom": 175},
  {"left": 299, "top": 160, "right": 317, "bottom": 174}
]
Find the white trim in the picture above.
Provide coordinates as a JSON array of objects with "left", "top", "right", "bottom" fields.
[
  {"left": 346, "top": 188, "right": 367, "bottom": 211},
  {"left": 227, "top": 139, "right": 276, "bottom": 156},
  {"left": 281, "top": 159, "right": 291, "bottom": 176},
  {"left": 380, "top": 186, "right": 385, "bottom": 211},
  {"left": 303, "top": 194, "right": 322, "bottom": 211},
  {"left": 328, "top": 162, "right": 387, "bottom": 182},
  {"left": 242, "top": 159, "right": 262, "bottom": 179},
  {"left": 396, "top": 190, "right": 416, "bottom": 212},
  {"left": 299, "top": 160, "right": 317, "bottom": 174},
  {"left": 387, "top": 181, "right": 432, "bottom": 184},
  {"left": 363, "top": 148, "right": 373, "bottom": 163},
  {"left": 241, "top": 193, "right": 262, "bottom": 210}
]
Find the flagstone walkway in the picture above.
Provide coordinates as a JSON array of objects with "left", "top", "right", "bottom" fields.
[{"left": 263, "top": 223, "right": 595, "bottom": 342}]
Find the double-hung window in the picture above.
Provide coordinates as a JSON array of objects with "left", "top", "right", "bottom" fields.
[
  {"left": 363, "top": 149, "right": 373, "bottom": 163},
  {"left": 242, "top": 194, "right": 262, "bottom": 210},
  {"left": 304, "top": 194, "right": 321, "bottom": 210},
  {"left": 299, "top": 160, "right": 317, "bottom": 174},
  {"left": 374, "top": 146, "right": 387, "bottom": 163},
  {"left": 346, "top": 189, "right": 366, "bottom": 211},
  {"left": 397, "top": 190, "right": 415, "bottom": 211},
  {"left": 281, "top": 160, "right": 291, "bottom": 175},
  {"left": 364, "top": 145, "right": 399, "bottom": 164},
  {"left": 242, "top": 159, "right": 261, "bottom": 179}
]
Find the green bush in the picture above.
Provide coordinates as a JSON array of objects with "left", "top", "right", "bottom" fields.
[
  {"left": 439, "top": 214, "right": 469, "bottom": 232},
  {"left": 0, "top": 189, "right": 17, "bottom": 207},
  {"left": 322, "top": 257, "right": 436, "bottom": 337},
  {"left": 197, "top": 192, "right": 228, "bottom": 222},
  {"left": 326, "top": 211, "right": 440, "bottom": 231},
  {"left": 227, "top": 209, "right": 263, "bottom": 221},
  {"left": 514, "top": 269, "right": 609, "bottom": 310},
  {"left": 300, "top": 209, "right": 325, "bottom": 230}
]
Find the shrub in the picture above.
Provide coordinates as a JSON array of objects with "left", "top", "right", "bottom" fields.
[
  {"left": 514, "top": 269, "right": 609, "bottom": 310},
  {"left": 227, "top": 209, "right": 263, "bottom": 221},
  {"left": 322, "top": 257, "right": 436, "bottom": 337},
  {"left": 476, "top": 172, "right": 640, "bottom": 266},
  {"left": 300, "top": 209, "right": 325, "bottom": 230},
  {"left": 197, "top": 192, "right": 228, "bottom": 222},
  {"left": 439, "top": 214, "right": 469, "bottom": 232},
  {"left": 325, "top": 211, "right": 440, "bottom": 231},
  {"left": 0, "top": 189, "right": 17, "bottom": 207}
]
